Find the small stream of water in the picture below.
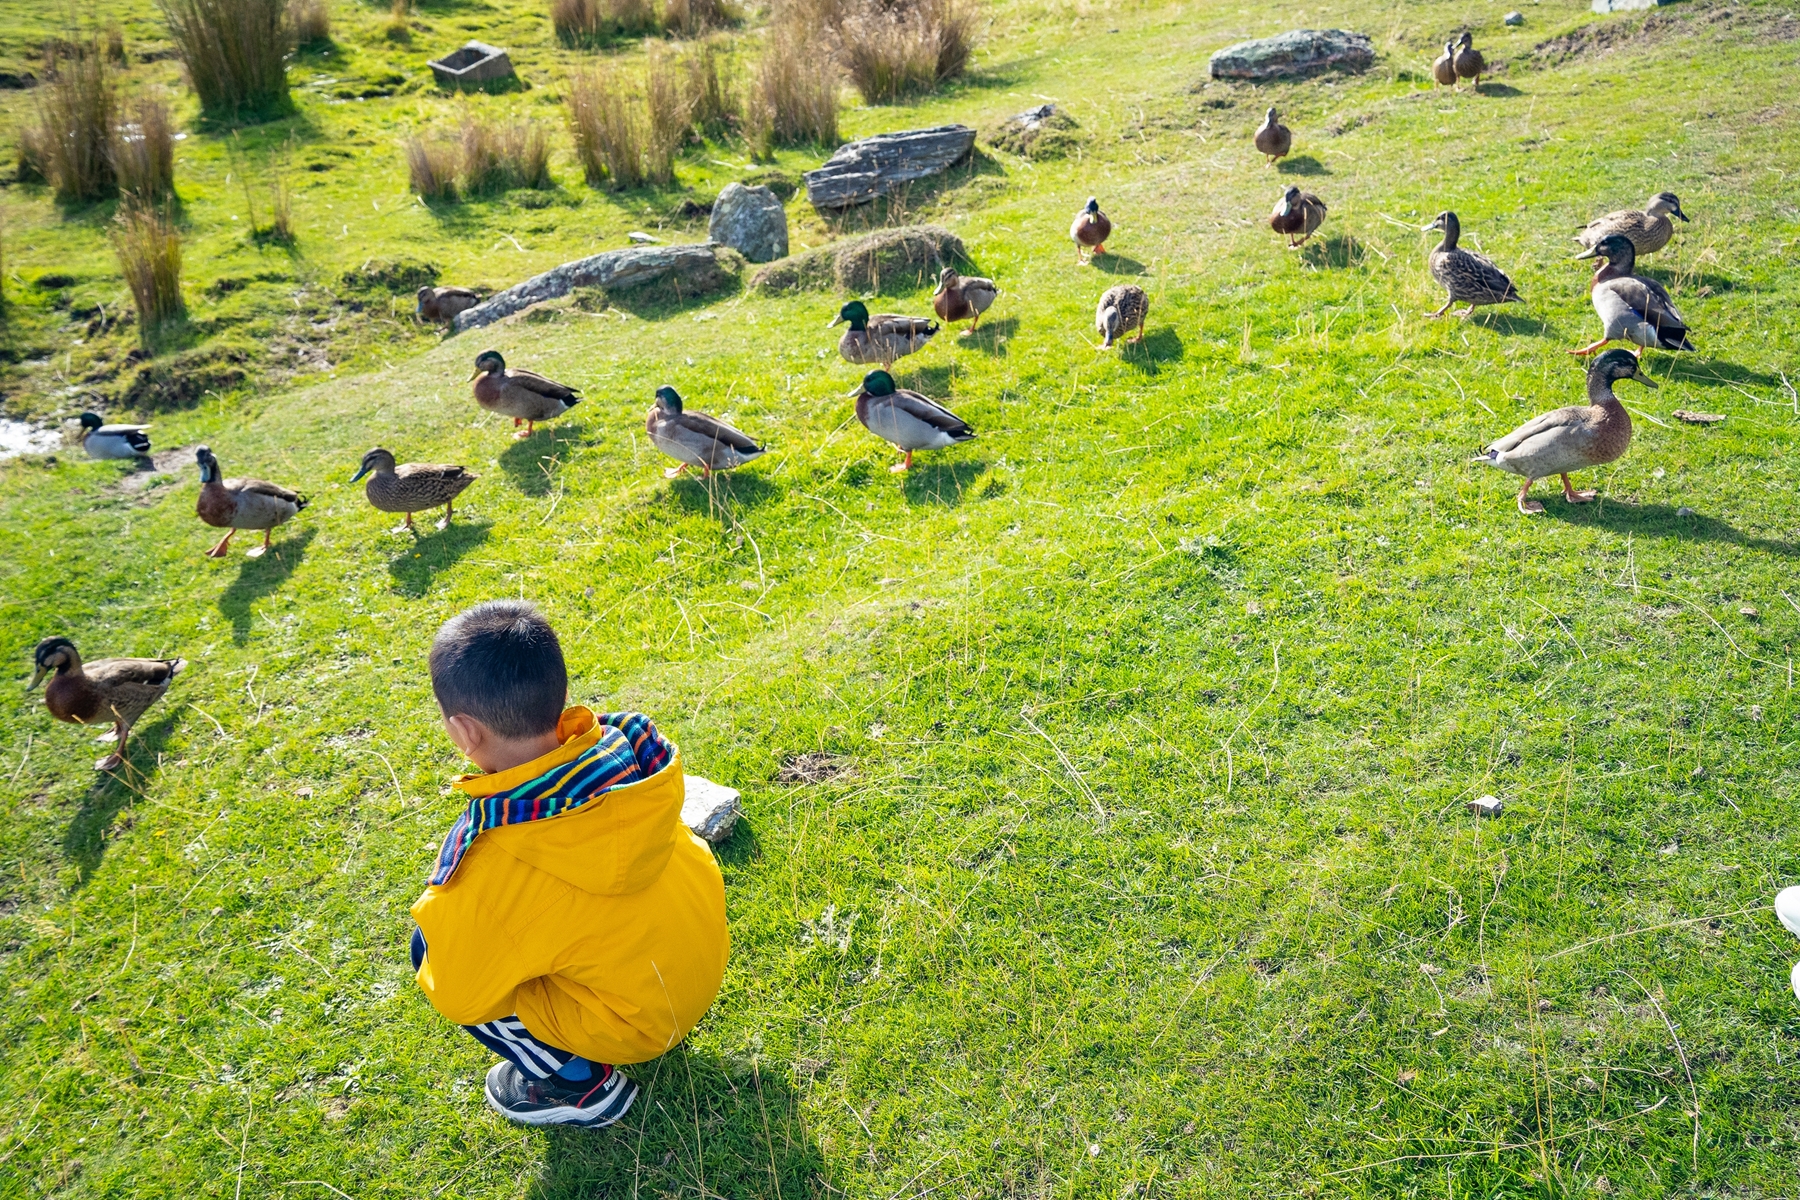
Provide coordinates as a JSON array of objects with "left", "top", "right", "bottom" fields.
[{"left": 0, "top": 417, "right": 61, "bottom": 460}]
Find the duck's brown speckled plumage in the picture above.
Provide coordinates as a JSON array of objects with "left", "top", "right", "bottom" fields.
[
  {"left": 1095, "top": 285, "right": 1149, "bottom": 348},
  {"left": 1270, "top": 186, "right": 1326, "bottom": 247},
  {"left": 29, "top": 636, "right": 184, "bottom": 771},
  {"left": 1576, "top": 192, "right": 1688, "bottom": 257},
  {"left": 417, "top": 286, "right": 482, "bottom": 323},
  {"left": 1424, "top": 211, "right": 1521, "bottom": 317},
  {"left": 352, "top": 447, "right": 476, "bottom": 529},
  {"left": 933, "top": 268, "right": 1000, "bottom": 332},
  {"left": 1453, "top": 31, "right": 1484, "bottom": 90},
  {"left": 1253, "top": 108, "right": 1291, "bottom": 164}
]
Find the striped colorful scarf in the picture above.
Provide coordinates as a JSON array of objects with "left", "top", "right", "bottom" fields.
[{"left": 428, "top": 711, "right": 674, "bottom": 886}]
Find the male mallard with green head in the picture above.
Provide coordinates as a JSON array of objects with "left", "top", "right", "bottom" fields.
[
  {"left": 1576, "top": 192, "right": 1688, "bottom": 257},
  {"left": 646, "top": 386, "right": 767, "bottom": 479},
  {"left": 831, "top": 301, "right": 938, "bottom": 368},
  {"left": 77, "top": 412, "right": 151, "bottom": 460},
  {"left": 851, "top": 370, "right": 974, "bottom": 473},
  {"left": 933, "top": 267, "right": 1000, "bottom": 334},
  {"left": 1253, "top": 108, "right": 1291, "bottom": 165},
  {"left": 469, "top": 350, "right": 581, "bottom": 438},
  {"left": 350, "top": 447, "right": 477, "bottom": 532},
  {"left": 194, "top": 446, "right": 308, "bottom": 558},
  {"left": 1570, "top": 233, "right": 1695, "bottom": 359},
  {"left": 1071, "top": 197, "right": 1111, "bottom": 264},
  {"left": 1423, "top": 211, "right": 1521, "bottom": 318},
  {"left": 28, "top": 636, "right": 184, "bottom": 771},
  {"left": 1475, "top": 349, "right": 1648, "bottom": 514}
]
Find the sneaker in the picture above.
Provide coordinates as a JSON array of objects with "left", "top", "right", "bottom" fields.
[
  {"left": 483, "top": 1061, "right": 639, "bottom": 1128},
  {"left": 1777, "top": 886, "right": 1800, "bottom": 940}
]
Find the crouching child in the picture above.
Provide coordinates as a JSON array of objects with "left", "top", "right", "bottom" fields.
[{"left": 409, "top": 600, "right": 728, "bottom": 1127}]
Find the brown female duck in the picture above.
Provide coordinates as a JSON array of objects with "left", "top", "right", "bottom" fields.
[
  {"left": 1270, "top": 186, "right": 1326, "bottom": 247},
  {"left": 1432, "top": 41, "right": 1457, "bottom": 88},
  {"left": 1095, "top": 285, "right": 1149, "bottom": 348},
  {"left": 1453, "top": 32, "right": 1484, "bottom": 91},
  {"left": 1071, "top": 197, "right": 1112, "bottom": 264},
  {"left": 1424, "top": 211, "right": 1521, "bottom": 318},
  {"left": 932, "top": 267, "right": 1000, "bottom": 334},
  {"left": 1576, "top": 192, "right": 1688, "bottom": 257},
  {"left": 194, "top": 446, "right": 308, "bottom": 558},
  {"left": 417, "top": 286, "right": 482, "bottom": 324},
  {"left": 1474, "top": 350, "right": 1648, "bottom": 514},
  {"left": 1253, "top": 108, "right": 1292, "bottom": 165},
  {"left": 28, "top": 637, "right": 184, "bottom": 771},
  {"left": 350, "top": 447, "right": 477, "bottom": 531},
  {"left": 470, "top": 350, "right": 581, "bottom": 438}
]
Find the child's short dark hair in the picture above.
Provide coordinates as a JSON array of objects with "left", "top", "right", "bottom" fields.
[{"left": 429, "top": 601, "right": 567, "bottom": 739}]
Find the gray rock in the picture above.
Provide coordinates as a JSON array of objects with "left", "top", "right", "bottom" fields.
[
  {"left": 709, "top": 183, "right": 789, "bottom": 263},
  {"left": 1208, "top": 29, "right": 1376, "bottom": 81},
  {"left": 1591, "top": 0, "right": 1681, "bottom": 10},
  {"left": 748, "top": 225, "right": 964, "bottom": 295},
  {"left": 682, "top": 774, "right": 743, "bottom": 843},
  {"left": 427, "top": 42, "right": 515, "bottom": 91},
  {"left": 804, "top": 125, "right": 977, "bottom": 211},
  {"left": 1503, "top": 10, "right": 1524, "bottom": 24},
  {"left": 988, "top": 104, "right": 1081, "bottom": 158},
  {"left": 451, "top": 243, "right": 743, "bottom": 332}
]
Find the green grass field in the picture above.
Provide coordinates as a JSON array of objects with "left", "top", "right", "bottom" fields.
[{"left": 3, "top": 0, "right": 1800, "bottom": 1194}]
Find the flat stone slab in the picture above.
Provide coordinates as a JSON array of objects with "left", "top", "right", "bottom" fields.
[
  {"left": 1209, "top": 28, "right": 1375, "bottom": 81},
  {"left": 682, "top": 774, "right": 743, "bottom": 843},
  {"left": 804, "top": 125, "right": 977, "bottom": 211},
  {"left": 451, "top": 243, "right": 743, "bottom": 332},
  {"left": 428, "top": 41, "right": 515, "bottom": 90},
  {"left": 1591, "top": 0, "right": 1681, "bottom": 10}
]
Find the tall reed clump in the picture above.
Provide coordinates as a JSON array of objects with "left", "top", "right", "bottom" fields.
[
  {"left": 746, "top": 21, "right": 839, "bottom": 153},
  {"left": 114, "top": 94, "right": 177, "bottom": 205},
  {"left": 663, "top": 0, "right": 739, "bottom": 37},
  {"left": 683, "top": 38, "right": 738, "bottom": 135},
  {"left": 836, "top": 0, "right": 974, "bottom": 102},
  {"left": 384, "top": 0, "right": 411, "bottom": 42},
  {"left": 288, "top": 0, "right": 332, "bottom": 48},
  {"left": 643, "top": 50, "right": 690, "bottom": 186},
  {"left": 403, "top": 136, "right": 459, "bottom": 201},
  {"left": 111, "top": 206, "right": 186, "bottom": 344},
  {"left": 459, "top": 119, "right": 552, "bottom": 194},
  {"left": 567, "top": 64, "right": 647, "bottom": 189},
  {"left": 551, "top": 0, "right": 657, "bottom": 46},
  {"left": 26, "top": 38, "right": 117, "bottom": 203},
  {"left": 158, "top": 0, "right": 292, "bottom": 121}
]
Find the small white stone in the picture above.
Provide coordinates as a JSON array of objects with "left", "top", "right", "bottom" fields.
[
  {"left": 1676, "top": 506, "right": 1696, "bottom": 517},
  {"left": 627, "top": 231, "right": 662, "bottom": 244},
  {"left": 682, "top": 774, "right": 743, "bottom": 843},
  {"left": 1468, "top": 795, "right": 1504, "bottom": 817},
  {"left": 1503, "top": 10, "right": 1524, "bottom": 24}
]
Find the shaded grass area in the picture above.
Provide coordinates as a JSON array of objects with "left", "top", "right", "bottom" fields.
[{"left": 2, "top": 0, "right": 1800, "bottom": 1196}]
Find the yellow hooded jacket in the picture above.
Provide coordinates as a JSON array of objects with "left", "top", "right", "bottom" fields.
[{"left": 410, "top": 707, "right": 728, "bottom": 1065}]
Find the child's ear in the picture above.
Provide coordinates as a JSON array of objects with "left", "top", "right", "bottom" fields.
[{"left": 443, "top": 713, "right": 485, "bottom": 757}]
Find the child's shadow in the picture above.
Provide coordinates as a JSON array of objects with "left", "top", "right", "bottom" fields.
[{"left": 538, "top": 1045, "right": 826, "bottom": 1193}]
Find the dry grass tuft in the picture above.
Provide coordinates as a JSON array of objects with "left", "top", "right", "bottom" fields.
[
  {"left": 105, "top": 25, "right": 127, "bottom": 64},
  {"left": 836, "top": 0, "right": 975, "bottom": 102},
  {"left": 403, "top": 137, "right": 459, "bottom": 201},
  {"left": 682, "top": 38, "right": 740, "bottom": 134},
  {"left": 644, "top": 49, "right": 692, "bottom": 186},
  {"left": 747, "top": 22, "right": 840, "bottom": 152},
  {"left": 288, "top": 0, "right": 332, "bottom": 48},
  {"left": 27, "top": 38, "right": 116, "bottom": 203},
  {"left": 567, "top": 64, "right": 646, "bottom": 188},
  {"left": 114, "top": 93, "right": 177, "bottom": 206},
  {"left": 384, "top": 0, "right": 411, "bottom": 42},
  {"left": 158, "top": 0, "right": 292, "bottom": 120},
  {"left": 111, "top": 206, "right": 186, "bottom": 343},
  {"left": 459, "top": 119, "right": 553, "bottom": 194},
  {"left": 551, "top": 0, "right": 658, "bottom": 45},
  {"left": 663, "top": 0, "right": 739, "bottom": 36}
]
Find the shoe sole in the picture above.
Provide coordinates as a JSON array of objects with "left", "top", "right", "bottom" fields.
[{"left": 485, "top": 1075, "right": 640, "bottom": 1128}]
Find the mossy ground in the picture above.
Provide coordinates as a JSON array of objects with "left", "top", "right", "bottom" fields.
[{"left": 2, "top": 0, "right": 1800, "bottom": 1196}]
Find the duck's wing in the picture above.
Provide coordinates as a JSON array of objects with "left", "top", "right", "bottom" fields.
[
  {"left": 1439, "top": 249, "right": 1517, "bottom": 300},
  {"left": 1487, "top": 405, "right": 1589, "bottom": 454},
  {"left": 1603, "top": 276, "right": 1688, "bottom": 328},
  {"left": 439, "top": 287, "right": 482, "bottom": 301},
  {"left": 868, "top": 315, "right": 938, "bottom": 339},
  {"left": 891, "top": 390, "right": 973, "bottom": 438},
  {"left": 504, "top": 368, "right": 581, "bottom": 401},
  {"left": 86, "top": 657, "right": 181, "bottom": 723},
  {"left": 672, "top": 411, "right": 764, "bottom": 455},
  {"left": 1576, "top": 210, "right": 1644, "bottom": 245},
  {"left": 393, "top": 463, "right": 476, "bottom": 484},
  {"left": 97, "top": 423, "right": 151, "bottom": 434},
  {"left": 961, "top": 277, "right": 1000, "bottom": 308},
  {"left": 223, "top": 476, "right": 306, "bottom": 505}
]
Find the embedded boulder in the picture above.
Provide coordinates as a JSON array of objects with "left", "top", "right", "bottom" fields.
[
  {"left": 709, "top": 183, "right": 789, "bottom": 263},
  {"left": 451, "top": 243, "right": 744, "bottom": 331},
  {"left": 988, "top": 103, "right": 1081, "bottom": 158},
  {"left": 748, "top": 225, "right": 965, "bottom": 295},
  {"left": 803, "top": 125, "right": 977, "bottom": 211},
  {"left": 1208, "top": 29, "right": 1376, "bottom": 80}
]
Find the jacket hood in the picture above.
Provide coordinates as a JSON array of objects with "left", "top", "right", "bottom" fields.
[{"left": 445, "top": 707, "right": 685, "bottom": 896}]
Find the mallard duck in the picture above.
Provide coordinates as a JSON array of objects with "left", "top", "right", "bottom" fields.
[
  {"left": 28, "top": 637, "right": 184, "bottom": 771},
  {"left": 1096, "top": 284, "right": 1149, "bottom": 348},
  {"left": 350, "top": 447, "right": 476, "bottom": 532},
  {"left": 1071, "top": 197, "right": 1111, "bottom": 264},
  {"left": 1270, "top": 186, "right": 1326, "bottom": 247},
  {"left": 646, "top": 386, "right": 766, "bottom": 479},
  {"left": 1432, "top": 41, "right": 1457, "bottom": 88},
  {"left": 1253, "top": 108, "right": 1291, "bottom": 165},
  {"left": 470, "top": 350, "right": 581, "bottom": 439},
  {"left": 77, "top": 411, "right": 150, "bottom": 460},
  {"left": 1474, "top": 349, "right": 1648, "bottom": 514},
  {"left": 1571, "top": 233, "right": 1694, "bottom": 358},
  {"left": 417, "top": 286, "right": 482, "bottom": 324},
  {"left": 1576, "top": 192, "right": 1688, "bottom": 257},
  {"left": 933, "top": 267, "right": 1000, "bottom": 334},
  {"left": 851, "top": 369, "right": 974, "bottom": 473},
  {"left": 194, "top": 446, "right": 308, "bottom": 558},
  {"left": 1424, "top": 211, "right": 1521, "bottom": 318},
  {"left": 1453, "top": 31, "right": 1484, "bottom": 90},
  {"left": 831, "top": 301, "right": 938, "bottom": 368}
]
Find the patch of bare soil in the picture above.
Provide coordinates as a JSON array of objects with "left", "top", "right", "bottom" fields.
[
  {"left": 1521, "top": 1, "right": 1797, "bottom": 69},
  {"left": 775, "top": 751, "right": 852, "bottom": 785},
  {"left": 105, "top": 444, "right": 197, "bottom": 502}
]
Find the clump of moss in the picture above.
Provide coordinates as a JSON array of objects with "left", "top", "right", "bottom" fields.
[{"left": 749, "top": 225, "right": 964, "bottom": 295}]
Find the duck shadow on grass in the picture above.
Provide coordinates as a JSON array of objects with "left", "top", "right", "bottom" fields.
[
  {"left": 959, "top": 315, "right": 1019, "bottom": 357},
  {"left": 1300, "top": 234, "right": 1363, "bottom": 269},
  {"left": 1472, "top": 83, "right": 1525, "bottom": 98},
  {"left": 1660, "top": 358, "right": 1790, "bottom": 391},
  {"left": 63, "top": 713, "right": 179, "bottom": 888},
  {"left": 901, "top": 457, "right": 988, "bottom": 507},
  {"left": 217, "top": 526, "right": 315, "bottom": 645},
  {"left": 1116, "top": 326, "right": 1185, "bottom": 375},
  {"left": 1544, "top": 500, "right": 1800, "bottom": 557},
  {"left": 665, "top": 469, "right": 782, "bottom": 516},
  {"left": 537, "top": 1042, "right": 825, "bottom": 1197},
  {"left": 499, "top": 423, "right": 590, "bottom": 497},
  {"left": 1091, "top": 253, "right": 1149, "bottom": 277},
  {"left": 1469, "top": 309, "right": 1558, "bottom": 338},
  {"left": 1276, "top": 154, "right": 1329, "bottom": 176},
  {"left": 388, "top": 520, "right": 492, "bottom": 597}
]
